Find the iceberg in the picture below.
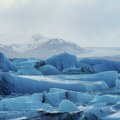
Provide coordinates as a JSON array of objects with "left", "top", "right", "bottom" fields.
[
  {"left": 38, "top": 65, "right": 60, "bottom": 75},
  {"left": 49, "top": 88, "right": 67, "bottom": 93},
  {"left": 13, "top": 58, "right": 42, "bottom": 75},
  {"left": 78, "top": 58, "right": 120, "bottom": 73},
  {"left": 113, "top": 101, "right": 120, "bottom": 110},
  {"left": 0, "top": 92, "right": 54, "bottom": 112},
  {"left": 0, "top": 73, "right": 14, "bottom": 95},
  {"left": 49, "top": 88, "right": 94, "bottom": 105},
  {"left": 1, "top": 73, "right": 110, "bottom": 94},
  {"left": 17, "top": 66, "right": 42, "bottom": 76},
  {"left": 59, "top": 99, "right": 79, "bottom": 112},
  {"left": 13, "top": 58, "right": 38, "bottom": 67},
  {"left": 58, "top": 71, "right": 118, "bottom": 88},
  {"left": 0, "top": 52, "right": 17, "bottom": 72},
  {"left": 0, "top": 93, "right": 53, "bottom": 120},
  {"left": 34, "top": 60, "right": 46, "bottom": 69},
  {"left": 85, "top": 106, "right": 106, "bottom": 118},
  {"left": 44, "top": 91, "right": 66, "bottom": 106},
  {"left": 46, "top": 52, "right": 77, "bottom": 71},
  {"left": 67, "top": 91, "right": 95, "bottom": 105},
  {"left": 102, "top": 111, "right": 120, "bottom": 120},
  {"left": 115, "top": 79, "right": 120, "bottom": 89},
  {"left": 90, "top": 95, "right": 120, "bottom": 104},
  {"left": 63, "top": 66, "right": 94, "bottom": 74}
]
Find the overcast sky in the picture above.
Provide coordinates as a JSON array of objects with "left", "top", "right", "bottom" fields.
[{"left": 0, "top": 0, "right": 120, "bottom": 47}]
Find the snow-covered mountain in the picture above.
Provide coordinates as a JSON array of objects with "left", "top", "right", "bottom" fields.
[{"left": 0, "top": 37, "right": 86, "bottom": 59}]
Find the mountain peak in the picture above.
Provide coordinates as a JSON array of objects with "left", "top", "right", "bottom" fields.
[{"left": 47, "top": 38, "right": 66, "bottom": 45}]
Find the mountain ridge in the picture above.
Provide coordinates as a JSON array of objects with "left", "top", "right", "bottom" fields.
[{"left": 0, "top": 37, "right": 86, "bottom": 59}]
